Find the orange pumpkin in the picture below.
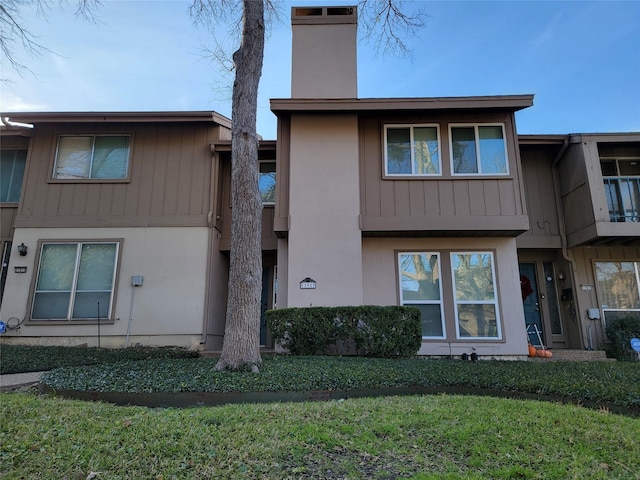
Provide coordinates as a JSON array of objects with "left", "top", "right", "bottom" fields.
[
  {"left": 546, "top": 350, "right": 553, "bottom": 358},
  {"left": 528, "top": 345, "right": 537, "bottom": 357}
]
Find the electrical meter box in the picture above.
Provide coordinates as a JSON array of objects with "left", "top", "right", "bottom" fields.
[{"left": 131, "top": 275, "right": 144, "bottom": 286}]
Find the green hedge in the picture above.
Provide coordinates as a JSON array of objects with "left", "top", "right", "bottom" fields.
[
  {"left": 266, "top": 306, "right": 421, "bottom": 357},
  {"left": 604, "top": 316, "right": 640, "bottom": 361}
]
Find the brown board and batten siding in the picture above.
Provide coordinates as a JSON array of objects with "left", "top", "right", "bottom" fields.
[
  {"left": 14, "top": 122, "right": 223, "bottom": 229},
  {"left": 358, "top": 110, "right": 529, "bottom": 236},
  {"left": 517, "top": 139, "right": 565, "bottom": 249},
  {"left": 557, "top": 134, "right": 640, "bottom": 247}
]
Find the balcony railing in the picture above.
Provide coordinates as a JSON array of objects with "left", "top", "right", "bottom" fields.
[{"left": 604, "top": 177, "right": 640, "bottom": 222}]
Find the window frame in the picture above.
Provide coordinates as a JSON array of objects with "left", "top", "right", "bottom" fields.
[
  {"left": 594, "top": 260, "right": 640, "bottom": 327},
  {"left": 0, "top": 148, "right": 27, "bottom": 204},
  {"left": 449, "top": 123, "right": 509, "bottom": 176},
  {"left": 28, "top": 239, "right": 122, "bottom": 324},
  {"left": 397, "top": 252, "right": 446, "bottom": 339},
  {"left": 50, "top": 134, "right": 133, "bottom": 183},
  {"left": 259, "top": 160, "right": 276, "bottom": 205},
  {"left": 383, "top": 124, "right": 442, "bottom": 178},
  {"left": 451, "top": 251, "right": 502, "bottom": 340}
]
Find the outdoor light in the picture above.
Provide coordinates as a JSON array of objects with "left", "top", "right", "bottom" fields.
[{"left": 17, "top": 243, "right": 28, "bottom": 256}]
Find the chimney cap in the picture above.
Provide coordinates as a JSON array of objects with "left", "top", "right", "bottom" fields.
[{"left": 292, "top": 5, "right": 357, "bottom": 24}]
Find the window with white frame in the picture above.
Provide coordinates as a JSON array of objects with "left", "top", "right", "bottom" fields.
[
  {"left": 451, "top": 252, "right": 501, "bottom": 339},
  {"left": 0, "top": 149, "right": 27, "bottom": 202},
  {"left": 384, "top": 125, "right": 441, "bottom": 176},
  {"left": 450, "top": 125, "right": 508, "bottom": 175},
  {"left": 595, "top": 261, "right": 640, "bottom": 324},
  {"left": 54, "top": 135, "right": 130, "bottom": 180},
  {"left": 259, "top": 161, "right": 276, "bottom": 204},
  {"left": 32, "top": 242, "right": 119, "bottom": 321},
  {"left": 398, "top": 253, "right": 445, "bottom": 338}
]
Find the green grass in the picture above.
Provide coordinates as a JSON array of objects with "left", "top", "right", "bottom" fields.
[
  {"left": 0, "top": 344, "right": 198, "bottom": 374},
  {"left": 2, "top": 392, "right": 639, "bottom": 479},
  {"left": 40, "top": 355, "right": 640, "bottom": 411}
]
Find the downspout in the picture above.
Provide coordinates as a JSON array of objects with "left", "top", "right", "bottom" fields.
[
  {"left": 1, "top": 117, "right": 34, "bottom": 129},
  {"left": 551, "top": 136, "right": 586, "bottom": 349},
  {"left": 200, "top": 144, "right": 220, "bottom": 347}
]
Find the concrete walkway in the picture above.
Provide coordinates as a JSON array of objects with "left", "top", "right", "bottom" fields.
[{"left": 0, "top": 371, "right": 44, "bottom": 392}]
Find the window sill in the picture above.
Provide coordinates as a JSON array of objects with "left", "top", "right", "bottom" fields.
[
  {"left": 48, "top": 178, "right": 131, "bottom": 184},
  {"left": 26, "top": 319, "right": 116, "bottom": 325}
]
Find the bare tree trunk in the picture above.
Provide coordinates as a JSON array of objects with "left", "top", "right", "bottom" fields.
[{"left": 215, "top": 0, "right": 265, "bottom": 371}]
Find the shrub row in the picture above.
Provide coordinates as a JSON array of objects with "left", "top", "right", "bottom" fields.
[
  {"left": 266, "top": 305, "right": 421, "bottom": 357},
  {"left": 604, "top": 315, "right": 640, "bottom": 361}
]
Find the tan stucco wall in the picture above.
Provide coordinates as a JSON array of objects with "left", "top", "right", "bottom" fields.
[
  {"left": 285, "top": 114, "right": 363, "bottom": 307},
  {"left": 291, "top": 22, "right": 357, "bottom": 98},
  {"left": 0, "top": 226, "right": 211, "bottom": 348},
  {"left": 362, "top": 237, "right": 528, "bottom": 357}
]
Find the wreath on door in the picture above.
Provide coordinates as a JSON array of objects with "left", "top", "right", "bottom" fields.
[{"left": 520, "top": 275, "right": 533, "bottom": 301}]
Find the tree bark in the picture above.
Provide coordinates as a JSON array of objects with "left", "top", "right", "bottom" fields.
[{"left": 215, "top": 0, "right": 265, "bottom": 371}]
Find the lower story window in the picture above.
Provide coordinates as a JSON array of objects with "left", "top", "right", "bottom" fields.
[
  {"left": 398, "top": 251, "right": 501, "bottom": 340},
  {"left": 32, "top": 242, "right": 119, "bottom": 321},
  {"left": 399, "top": 253, "right": 445, "bottom": 338},
  {"left": 595, "top": 261, "right": 640, "bottom": 323},
  {"left": 452, "top": 252, "right": 501, "bottom": 339}
]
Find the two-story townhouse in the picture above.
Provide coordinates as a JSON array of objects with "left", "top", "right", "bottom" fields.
[
  {"left": 518, "top": 133, "right": 640, "bottom": 352},
  {"left": 0, "top": 112, "right": 255, "bottom": 349},
  {"left": 269, "top": 6, "right": 533, "bottom": 358}
]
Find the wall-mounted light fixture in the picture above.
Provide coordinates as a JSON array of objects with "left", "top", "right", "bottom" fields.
[
  {"left": 17, "top": 243, "right": 28, "bottom": 256},
  {"left": 557, "top": 271, "right": 565, "bottom": 281}
]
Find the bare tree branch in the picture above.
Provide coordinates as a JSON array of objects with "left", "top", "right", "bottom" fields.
[
  {"left": 74, "top": 0, "right": 103, "bottom": 23},
  {"left": 0, "top": 0, "right": 102, "bottom": 80},
  {"left": 0, "top": 0, "right": 52, "bottom": 77},
  {"left": 358, "top": 0, "right": 428, "bottom": 58}
]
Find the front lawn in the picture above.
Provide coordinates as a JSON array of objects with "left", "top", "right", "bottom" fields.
[{"left": 2, "top": 392, "right": 638, "bottom": 479}]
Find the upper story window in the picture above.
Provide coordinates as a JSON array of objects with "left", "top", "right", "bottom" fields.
[
  {"left": 53, "top": 135, "right": 130, "bottom": 180},
  {"left": 259, "top": 161, "right": 276, "bottom": 204},
  {"left": 601, "top": 158, "right": 640, "bottom": 222},
  {"left": 384, "top": 125, "right": 441, "bottom": 176},
  {"left": 0, "top": 149, "right": 27, "bottom": 203},
  {"left": 450, "top": 125, "right": 508, "bottom": 175},
  {"left": 31, "top": 241, "right": 119, "bottom": 321}
]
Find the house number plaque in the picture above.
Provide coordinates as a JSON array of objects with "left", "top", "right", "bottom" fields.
[{"left": 300, "top": 277, "right": 316, "bottom": 289}]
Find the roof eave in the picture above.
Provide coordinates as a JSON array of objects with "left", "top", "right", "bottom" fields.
[
  {"left": 270, "top": 94, "right": 534, "bottom": 115},
  {"left": 0, "top": 111, "right": 232, "bottom": 128}
]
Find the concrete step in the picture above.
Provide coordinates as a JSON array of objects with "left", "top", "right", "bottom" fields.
[{"left": 530, "top": 349, "right": 615, "bottom": 362}]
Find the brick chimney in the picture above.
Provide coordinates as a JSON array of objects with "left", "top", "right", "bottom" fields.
[{"left": 291, "top": 6, "right": 358, "bottom": 98}]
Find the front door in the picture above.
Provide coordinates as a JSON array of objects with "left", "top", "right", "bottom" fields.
[{"left": 520, "top": 263, "right": 544, "bottom": 346}]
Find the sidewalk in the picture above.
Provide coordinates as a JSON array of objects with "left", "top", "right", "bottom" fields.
[{"left": 0, "top": 371, "right": 44, "bottom": 392}]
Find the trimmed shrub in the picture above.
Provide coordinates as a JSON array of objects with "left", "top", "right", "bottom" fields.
[
  {"left": 266, "top": 305, "right": 421, "bottom": 357},
  {"left": 604, "top": 315, "right": 640, "bottom": 361}
]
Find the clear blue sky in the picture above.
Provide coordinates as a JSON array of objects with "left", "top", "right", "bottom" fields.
[{"left": 1, "top": 0, "right": 639, "bottom": 139}]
